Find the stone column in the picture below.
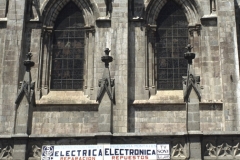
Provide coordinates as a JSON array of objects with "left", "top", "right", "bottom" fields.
[{"left": 183, "top": 45, "right": 202, "bottom": 160}]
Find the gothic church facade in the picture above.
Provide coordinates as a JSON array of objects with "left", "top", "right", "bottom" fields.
[{"left": 0, "top": 0, "right": 240, "bottom": 159}]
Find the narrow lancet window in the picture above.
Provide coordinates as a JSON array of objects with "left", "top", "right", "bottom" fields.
[
  {"left": 51, "top": 2, "right": 85, "bottom": 89},
  {"left": 156, "top": 1, "right": 188, "bottom": 90}
]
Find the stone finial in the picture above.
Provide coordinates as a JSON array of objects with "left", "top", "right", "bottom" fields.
[
  {"left": 102, "top": 48, "right": 113, "bottom": 68},
  {"left": 186, "top": 44, "right": 193, "bottom": 52},
  {"left": 24, "top": 52, "right": 35, "bottom": 71},
  {"left": 184, "top": 44, "right": 195, "bottom": 65},
  {"left": 104, "top": 48, "right": 110, "bottom": 55}
]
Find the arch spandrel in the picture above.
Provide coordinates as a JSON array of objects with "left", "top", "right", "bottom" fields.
[
  {"left": 41, "top": 0, "right": 99, "bottom": 27},
  {"left": 145, "top": 0, "right": 201, "bottom": 25}
]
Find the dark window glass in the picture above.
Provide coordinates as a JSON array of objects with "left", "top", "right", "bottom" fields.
[
  {"left": 156, "top": 1, "right": 188, "bottom": 90},
  {"left": 51, "top": 2, "right": 85, "bottom": 90}
]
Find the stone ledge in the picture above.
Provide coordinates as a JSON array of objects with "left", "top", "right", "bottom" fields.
[
  {"left": 36, "top": 91, "right": 98, "bottom": 106},
  {"left": 0, "top": 134, "right": 12, "bottom": 138},
  {"left": 186, "top": 131, "right": 203, "bottom": 135},
  {"left": 0, "top": 17, "right": 7, "bottom": 21},
  {"left": 29, "top": 133, "right": 96, "bottom": 138},
  {"left": 201, "top": 14, "right": 217, "bottom": 20},
  {"left": 132, "top": 101, "right": 185, "bottom": 105},
  {"left": 133, "top": 90, "right": 184, "bottom": 104},
  {"left": 113, "top": 132, "right": 187, "bottom": 136},
  {"left": 203, "top": 131, "right": 240, "bottom": 135},
  {"left": 96, "top": 17, "right": 111, "bottom": 22},
  {"left": 129, "top": 17, "right": 144, "bottom": 22},
  {"left": 3, "top": 131, "right": 240, "bottom": 138},
  {"left": 11, "top": 133, "right": 29, "bottom": 138}
]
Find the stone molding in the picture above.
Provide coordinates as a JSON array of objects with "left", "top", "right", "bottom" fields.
[
  {"left": 188, "top": 24, "right": 201, "bottom": 36},
  {"left": 145, "top": 0, "right": 200, "bottom": 25},
  {"left": 41, "top": 0, "right": 97, "bottom": 27}
]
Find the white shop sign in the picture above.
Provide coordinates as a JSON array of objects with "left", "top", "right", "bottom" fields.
[
  {"left": 41, "top": 144, "right": 169, "bottom": 160},
  {"left": 156, "top": 144, "right": 170, "bottom": 159}
]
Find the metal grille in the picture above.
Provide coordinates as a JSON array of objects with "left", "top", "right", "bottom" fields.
[
  {"left": 51, "top": 2, "right": 85, "bottom": 90},
  {"left": 156, "top": 1, "right": 188, "bottom": 90}
]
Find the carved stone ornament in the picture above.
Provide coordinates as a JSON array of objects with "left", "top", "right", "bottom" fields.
[
  {"left": 97, "top": 78, "right": 115, "bottom": 103},
  {"left": 15, "top": 52, "right": 36, "bottom": 106},
  {"left": 32, "top": 145, "right": 42, "bottom": 158},
  {"left": 183, "top": 74, "right": 201, "bottom": 102},
  {"left": 205, "top": 142, "right": 239, "bottom": 158},
  {"left": 96, "top": 48, "right": 115, "bottom": 104},
  {"left": 0, "top": 146, "right": 13, "bottom": 159},
  {"left": 188, "top": 24, "right": 201, "bottom": 36},
  {"left": 233, "top": 143, "right": 240, "bottom": 156},
  {"left": 171, "top": 143, "right": 186, "bottom": 158}
]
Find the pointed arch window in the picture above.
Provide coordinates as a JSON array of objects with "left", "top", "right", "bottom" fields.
[
  {"left": 51, "top": 2, "right": 85, "bottom": 90},
  {"left": 155, "top": 1, "right": 188, "bottom": 90}
]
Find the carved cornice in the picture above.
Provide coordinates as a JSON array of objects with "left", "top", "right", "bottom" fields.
[
  {"left": 145, "top": 24, "right": 157, "bottom": 35},
  {"left": 85, "top": 25, "right": 95, "bottom": 36},
  {"left": 188, "top": 24, "right": 201, "bottom": 36},
  {"left": 41, "top": 25, "right": 53, "bottom": 37}
]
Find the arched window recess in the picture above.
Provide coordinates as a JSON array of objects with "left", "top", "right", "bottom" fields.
[
  {"left": 37, "top": 1, "right": 96, "bottom": 100},
  {"left": 145, "top": 0, "right": 201, "bottom": 96}
]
